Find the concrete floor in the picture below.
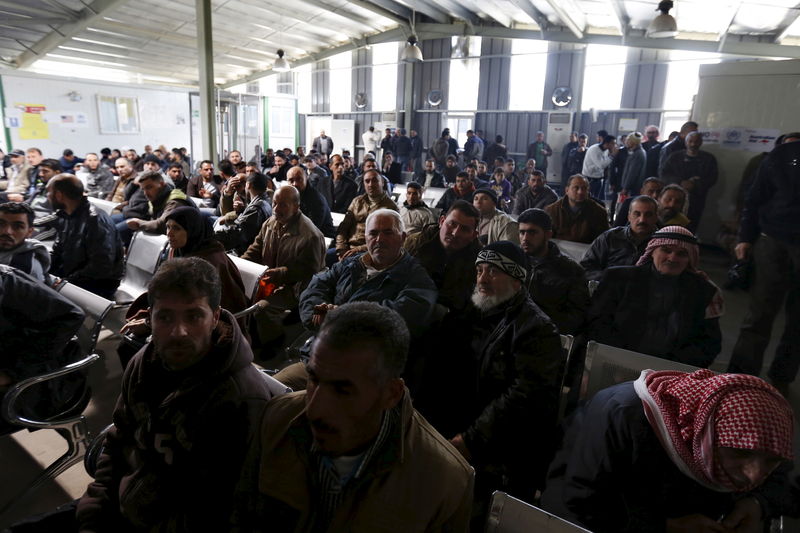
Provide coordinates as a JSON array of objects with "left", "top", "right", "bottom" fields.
[{"left": 0, "top": 247, "right": 798, "bottom": 530}]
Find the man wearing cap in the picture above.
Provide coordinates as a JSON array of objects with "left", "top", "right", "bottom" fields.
[
  {"left": 0, "top": 150, "right": 30, "bottom": 203},
  {"left": 473, "top": 188, "right": 519, "bottom": 245},
  {"left": 447, "top": 240, "right": 562, "bottom": 503},
  {"left": 518, "top": 208, "right": 589, "bottom": 335},
  {"left": 581, "top": 195, "right": 659, "bottom": 281},
  {"left": 546, "top": 175, "right": 609, "bottom": 244},
  {"left": 588, "top": 225, "right": 722, "bottom": 368},
  {"left": 512, "top": 170, "right": 559, "bottom": 216},
  {"left": 399, "top": 181, "right": 436, "bottom": 235}
]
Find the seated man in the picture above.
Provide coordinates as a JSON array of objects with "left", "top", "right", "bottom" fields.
[
  {"left": 542, "top": 369, "right": 794, "bottom": 533},
  {"left": 330, "top": 157, "right": 358, "bottom": 214},
  {"left": 581, "top": 195, "right": 658, "bottom": 281},
  {"left": 546, "top": 174, "right": 609, "bottom": 244},
  {"left": 0, "top": 202, "right": 50, "bottom": 281},
  {"left": 287, "top": 166, "right": 335, "bottom": 238},
  {"left": 187, "top": 159, "right": 223, "bottom": 205},
  {"left": 232, "top": 301, "right": 473, "bottom": 532},
  {"left": 398, "top": 181, "right": 436, "bottom": 235},
  {"left": 241, "top": 186, "right": 325, "bottom": 344},
  {"left": 657, "top": 183, "right": 690, "bottom": 228},
  {"left": 305, "top": 154, "right": 333, "bottom": 209},
  {"left": 47, "top": 174, "right": 124, "bottom": 299},
  {"left": 77, "top": 257, "right": 272, "bottom": 531},
  {"left": 512, "top": 170, "right": 558, "bottom": 216},
  {"left": 405, "top": 200, "right": 481, "bottom": 315},
  {"left": 76, "top": 152, "right": 115, "bottom": 199},
  {"left": 355, "top": 157, "right": 392, "bottom": 195},
  {"left": 442, "top": 155, "right": 460, "bottom": 184},
  {"left": 473, "top": 188, "right": 519, "bottom": 244},
  {"left": 301, "top": 209, "right": 437, "bottom": 337},
  {"left": 125, "top": 170, "right": 196, "bottom": 237},
  {"left": 414, "top": 157, "right": 445, "bottom": 188},
  {"left": 436, "top": 171, "right": 476, "bottom": 213},
  {"left": 25, "top": 158, "right": 63, "bottom": 242},
  {"left": 332, "top": 169, "right": 397, "bottom": 265},
  {"left": 215, "top": 172, "right": 272, "bottom": 255},
  {"left": 613, "top": 176, "right": 663, "bottom": 227},
  {"left": 588, "top": 226, "right": 723, "bottom": 368},
  {"left": 518, "top": 208, "right": 589, "bottom": 335}
]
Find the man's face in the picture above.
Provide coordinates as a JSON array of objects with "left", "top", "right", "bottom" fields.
[
  {"left": 645, "top": 128, "right": 659, "bottom": 142},
  {"left": 503, "top": 161, "right": 515, "bottom": 174},
  {"left": 10, "top": 154, "right": 23, "bottom": 167},
  {"left": 528, "top": 173, "right": 544, "bottom": 192},
  {"left": 410, "top": 130, "right": 417, "bottom": 137},
  {"left": 652, "top": 244, "right": 690, "bottom": 276},
  {"left": 686, "top": 133, "right": 703, "bottom": 153},
  {"left": 578, "top": 137, "right": 588, "bottom": 148},
  {"left": 274, "top": 155, "right": 286, "bottom": 167},
  {"left": 455, "top": 176, "right": 469, "bottom": 194},
  {"left": 287, "top": 169, "right": 307, "bottom": 192},
  {"left": 143, "top": 161, "right": 160, "bottom": 172},
  {"left": 331, "top": 161, "right": 344, "bottom": 178},
  {"left": 150, "top": 293, "right": 220, "bottom": 371},
  {"left": 200, "top": 162, "right": 214, "bottom": 180},
  {"left": 438, "top": 210, "right": 477, "bottom": 252},
  {"left": 385, "top": 129, "right": 391, "bottom": 137},
  {"left": 536, "top": 133, "right": 544, "bottom": 142},
  {"left": 306, "top": 158, "right": 317, "bottom": 169},
  {"left": 472, "top": 263, "right": 519, "bottom": 312},
  {"left": 305, "top": 338, "right": 398, "bottom": 457},
  {"left": 570, "top": 133, "right": 578, "bottom": 142},
  {"left": 229, "top": 151, "right": 242, "bottom": 164},
  {"left": 85, "top": 154, "right": 100, "bottom": 171},
  {"left": 628, "top": 200, "right": 658, "bottom": 238},
  {"left": 716, "top": 447, "right": 782, "bottom": 492},
  {"left": 659, "top": 189, "right": 685, "bottom": 218},
  {"left": 473, "top": 193, "right": 495, "bottom": 216},
  {"left": 0, "top": 212, "right": 33, "bottom": 250},
  {"left": 116, "top": 161, "right": 133, "bottom": 179},
  {"left": 406, "top": 187, "right": 422, "bottom": 206},
  {"left": 140, "top": 178, "right": 164, "bottom": 202},
  {"left": 446, "top": 159, "right": 456, "bottom": 168},
  {"left": 246, "top": 164, "right": 257, "bottom": 176},
  {"left": 519, "top": 222, "right": 550, "bottom": 257},
  {"left": 466, "top": 167, "right": 477, "bottom": 179},
  {"left": 363, "top": 160, "right": 377, "bottom": 172},
  {"left": 168, "top": 167, "right": 182, "bottom": 181},
  {"left": 26, "top": 151, "right": 42, "bottom": 166},
  {"left": 366, "top": 214, "right": 404, "bottom": 266},
  {"left": 641, "top": 181, "right": 663, "bottom": 199},
  {"left": 566, "top": 178, "right": 589, "bottom": 205},
  {"left": 424, "top": 160, "right": 434, "bottom": 173},
  {"left": 363, "top": 173, "right": 382, "bottom": 197},
  {"left": 477, "top": 162, "right": 487, "bottom": 174},
  {"left": 126, "top": 150, "right": 137, "bottom": 161},
  {"left": 38, "top": 166, "right": 57, "bottom": 182},
  {"left": 273, "top": 189, "right": 300, "bottom": 224},
  {"left": 526, "top": 159, "right": 536, "bottom": 170}
]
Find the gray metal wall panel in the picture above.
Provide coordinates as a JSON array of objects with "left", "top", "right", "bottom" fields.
[
  {"left": 312, "top": 60, "right": 329, "bottom": 113},
  {"left": 621, "top": 48, "right": 669, "bottom": 110},
  {"left": 478, "top": 38, "right": 511, "bottom": 110},
  {"left": 352, "top": 48, "right": 371, "bottom": 112},
  {"left": 544, "top": 43, "right": 581, "bottom": 111},
  {"left": 413, "top": 38, "right": 451, "bottom": 152},
  {"left": 396, "top": 46, "right": 406, "bottom": 111}
]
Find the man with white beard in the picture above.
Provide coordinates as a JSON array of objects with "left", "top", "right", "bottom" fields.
[{"left": 445, "top": 240, "right": 563, "bottom": 511}]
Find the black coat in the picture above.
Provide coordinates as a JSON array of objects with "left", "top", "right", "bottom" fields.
[
  {"left": 580, "top": 226, "right": 649, "bottom": 281},
  {"left": 527, "top": 241, "right": 589, "bottom": 335},
  {"left": 299, "top": 186, "right": 335, "bottom": 238}
]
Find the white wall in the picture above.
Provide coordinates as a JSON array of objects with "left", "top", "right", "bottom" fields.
[
  {"left": 1, "top": 72, "right": 192, "bottom": 159},
  {"left": 692, "top": 59, "right": 800, "bottom": 242}
]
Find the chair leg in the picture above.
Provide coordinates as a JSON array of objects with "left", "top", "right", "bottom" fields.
[{"left": 0, "top": 418, "right": 91, "bottom": 518}]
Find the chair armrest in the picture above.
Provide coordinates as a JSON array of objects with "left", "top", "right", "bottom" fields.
[{"left": 2, "top": 353, "right": 101, "bottom": 429}]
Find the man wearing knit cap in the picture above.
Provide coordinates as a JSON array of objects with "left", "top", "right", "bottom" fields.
[
  {"left": 446, "top": 240, "right": 562, "bottom": 508},
  {"left": 473, "top": 187, "right": 519, "bottom": 245},
  {"left": 588, "top": 225, "right": 723, "bottom": 367},
  {"left": 518, "top": 208, "right": 589, "bottom": 334}
]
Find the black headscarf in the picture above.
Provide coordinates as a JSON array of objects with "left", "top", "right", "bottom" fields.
[{"left": 165, "top": 206, "right": 214, "bottom": 255}]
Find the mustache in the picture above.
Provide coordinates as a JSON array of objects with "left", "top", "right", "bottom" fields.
[{"left": 310, "top": 419, "right": 337, "bottom": 433}]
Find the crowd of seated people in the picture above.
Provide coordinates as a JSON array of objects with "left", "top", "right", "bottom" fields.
[{"left": 1, "top": 128, "right": 798, "bottom": 533}]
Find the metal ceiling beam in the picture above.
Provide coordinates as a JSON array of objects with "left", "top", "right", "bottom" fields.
[
  {"left": 717, "top": 1, "right": 742, "bottom": 52},
  {"left": 773, "top": 4, "right": 800, "bottom": 43},
  {"left": 540, "top": 0, "right": 585, "bottom": 39},
  {"left": 507, "top": 0, "right": 548, "bottom": 28},
  {"left": 408, "top": 0, "right": 450, "bottom": 25},
  {"left": 434, "top": 0, "right": 480, "bottom": 25},
  {"left": 343, "top": 0, "right": 409, "bottom": 25},
  {"left": 2, "top": 18, "right": 83, "bottom": 27},
  {"left": 14, "top": 0, "right": 129, "bottom": 68},
  {"left": 609, "top": 0, "right": 630, "bottom": 36},
  {"left": 0, "top": 1, "right": 76, "bottom": 19}
]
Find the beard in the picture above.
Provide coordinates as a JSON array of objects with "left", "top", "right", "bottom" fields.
[
  {"left": 471, "top": 283, "right": 518, "bottom": 312},
  {"left": 658, "top": 207, "right": 679, "bottom": 223}
]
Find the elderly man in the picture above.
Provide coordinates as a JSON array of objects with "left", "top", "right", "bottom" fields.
[
  {"left": 661, "top": 131, "right": 718, "bottom": 233},
  {"left": 47, "top": 174, "right": 124, "bottom": 298},
  {"left": 546, "top": 175, "right": 609, "bottom": 244},
  {"left": 613, "top": 177, "right": 663, "bottom": 227},
  {"left": 241, "top": 185, "right": 325, "bottom": 344},
  {"left": 232, "top": 302, "right": 473, "bottom": 532},
  {"left": 124, "top": 170, "right": 195, "bottom": 236},
  {"left": 518, "top": 208, "right": 589, "bottom": 335},
  {"left": 513, "top": 169, "right": 558, "bottom": 216},
  {"left": 581, "top": 195, "right": 659, "bottom": 281},
  {"left": 215, "top": 172, "right": 273, "bottom": 255},
  {"left": 76, "top": 152, "right": 115, "bottom": 199},
  {"left": 0, "top": 202, "right": 50, "bottom": 281},
  {"left": 286, "top": 166, "right": 334, "bottom": 238},
  {"left": 473, "top": 188, "right": 519, "bottom": 245},
  {"left": 77, "top": 258, "right": 271, "bottom": 531},
  {"left": 399, "top": 181, "right": 436, "bottom": 235},
  {"left": 657, "top": 183, "right": 690, "bottom": 228},
  {"left": 302, "top": 209, "right": 437, "bottom": 337}
]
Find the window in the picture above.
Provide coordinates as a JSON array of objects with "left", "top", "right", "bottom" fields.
[
  {"left": 97, "top": 95, "right": 140, "bottom": 133},
  {"left": 581, "top": 44, "right": 628, "bottom": 111},
  {"left": 664, "top": 50, "right": 721, "bottom": 111},
  {"left": 446, "top": 115, "right": 473, "bottom": 148},
  {"left": 448, "top": 36, "right": 481, "bottom": 111},
  {"left": 329, "top": 51, "right": 352, "bottom": 113},
  {"left": 296, "top": 63, "right": 312, "bottom": 114},
  {"left": 372, "top": 42, "right": 398, "bottom": 112},
  {"left": 508, "top": 39, "right": 549, "bottom": 110}
]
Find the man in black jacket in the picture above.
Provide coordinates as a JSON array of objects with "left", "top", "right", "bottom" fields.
[
  {"left": 215, "top": 172, "right": 272, "bottom": 255},
  {"left": 47, "top": 174, "right": 123, "bottom": 299},
  {"left": 287, "top": 166, "right": 334, "bottom": 238}
]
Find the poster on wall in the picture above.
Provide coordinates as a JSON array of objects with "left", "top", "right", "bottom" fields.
[
  {"left": 701, "top": 127, "right": 780, "bottom": 152},
  {"left": 15, "top": 103, "right": 49, "bottom": 140}
]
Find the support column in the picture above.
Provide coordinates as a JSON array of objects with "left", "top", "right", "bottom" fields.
[
  {"left": 403, "top": 62, "right": 414, "bottom": 131},
  {"left": 571, "top": 45, "right": 587, "bottom": 135},
  {"left": 195, "top": 0, "right": 217, "bottom": 165}
]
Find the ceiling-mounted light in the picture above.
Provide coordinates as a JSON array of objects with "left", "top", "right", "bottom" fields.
[
  {"left": 273, "top": 49, "right": 291, "bottom": 72},
  {"left": 647, "top": 0, "right": 678, "bottom": 38},
  {"left": 401, "top": 35, "right": 423, "bottom": 62}
]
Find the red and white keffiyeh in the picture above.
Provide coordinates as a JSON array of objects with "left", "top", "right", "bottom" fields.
[{"left": 634, "top": 369, "right": 794, "bottom": 492}]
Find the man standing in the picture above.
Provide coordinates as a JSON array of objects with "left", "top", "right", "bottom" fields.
[
  {"left": 546, "top": 175, "right": 610, "bottom": 244},
  {"left": 526, "top": 131, "right": 553, "bottom": 178},
  {"left": 232, "top": 301, "right": 473, "bottom": 532},
  {"left": 429, "top": 129, "right": 451, "bottom": 170},
  {"left": 399, "top": 181, "right": 436, "bottom": 235},
  {"left": 47, "top": 174, "right": 124, "bottom": 298},
  {"left": 77, "top": 257, "right": 272, "bottom": 531},
  {"left": 464, "top": 129, "right": 484, "bottom": 161},
  {"left": 473, "top": 188, "right": 519, "bottom": 244},
  {"left": 560, "top": 132, "right": 579, "bottom": 184},
  {"left": 361, "top": 125, "right": 380, "bottom": 157},
  {"left": 642, "top": 124, "right": 660, "bottom": 151},
  {"left": 512, "top": 170, "right": 558, "bottom": 215},
  {"left": 518, "top": 208, "right": 589, "bottom": 335},
  {"left": 0, "top": 202, "right": 50, "bottom": 281},
  {"left": 393, "top": 128, "right": 412, "bottom": 171},
  {"left": 581, "top": 196, "right": 658, "bottom": 281},
  {"left": 564, "top": 134, "right": 588, "bottom": 187},
  {"left": 287, "top": 166, "right": 335, "bottom": 238},
  {"left": 380, "top": 128, "right": 395, "bottom": 161},
  {"left": 661, "top": 131, "right": 718, "bottom": 233},
  {"left": 409, "top": 129, "right": 423, "bottom": 173},
  {"left": 582, "top": 134, "right": 618, "bottom": 200},
  {"left": 77, "top": 152, "right": 115, "bottom": 199},
  {"left": 658, "top": 121, "right": 699, "bottom": 176},
  {"left": 311, "top": 130, "right": 333, "bottom": 157}
]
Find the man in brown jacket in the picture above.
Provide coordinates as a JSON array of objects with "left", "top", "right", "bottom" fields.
[
  {"left": 232, "top": 301, "right": 474, "bottom": 532},
  {"left": 545, "top": 174, "right": 609, "bottom": 244},
  {"left": 241, "top": 186, "right": 325, "bottom": 343}
]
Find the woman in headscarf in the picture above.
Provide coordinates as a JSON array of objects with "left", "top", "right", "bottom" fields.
[
  {"left": 542, "top": 369, "right": 794, "bottom": 532},
  {"left": 587, "top": 225, "right": 723, "bottom": 368}
]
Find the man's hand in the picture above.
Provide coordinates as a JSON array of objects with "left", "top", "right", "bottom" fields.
[
  {"left": 263, "top": 267, "right": 286, "bottom": 285},
  {"left": 199, "top": 188, "right": 211, "bottom": 199},
  {"left": 6, "top": 193, "right": 24, "bottom": 202},
  {"left": 268, "top": 165, "right": 279, "bottom": 175},
  {"left": 311, "top": 303, "right": 337, "bottom": 327},
  {"left": 666, "top": 514, "right": 731, "bottom": 533},
  {"left": 126, "top": 218, "right": 142, "bottom": 230},
  {"left": 735, "top": 242, "right": 753, "bottom": 261},
  {"left": 225, "top": 175, "right": 242, "bottom": 195},
  {"left": 680, "top": 179, "right": 695, "bottom": 192},
  {"left": 113, "top": 201, "right": 128, "bottom": 211},
  {"left": 449, "top": 434, "right": 472, "bottom": 462},
  {"left": 233, "top": 195, "right": 245, "bottom": 212},
  {"left": 722, "top": 497, "right": 762, "bottom": 533}
]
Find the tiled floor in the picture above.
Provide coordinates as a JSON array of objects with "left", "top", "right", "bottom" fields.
[{"left": 0, "top": 247, "right": 798, "bottom": 530}]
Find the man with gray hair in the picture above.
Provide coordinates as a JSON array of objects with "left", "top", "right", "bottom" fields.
[{"left": 300, "top": 208, "right": 437, "bottom": 337}]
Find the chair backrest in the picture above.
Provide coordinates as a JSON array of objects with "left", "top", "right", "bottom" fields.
[
  {"left": 486, "top": 491, "right": 591, "bottom": 533},
  {"left": 331, "top": 211, "right": 345, "bottom": 230},
  {"left": 581, "top": 340, "right": 701, "bottom": 402},
  {"left": 55, "top": 282, "right": 114, "bottom": 354},
  {"left": 260, "top": 370, "right": 293, "bottom": 397},
  {"left": 422, "top": 186, "right": 447, "bottom": 208},
  {"left": 551, "top": 239, "right": 590, "bottom": 263},
  {"left": 87, "top": 196, "right": 116, "bottom": 215},
  {"left": 391, "top": 183, "right": 408, "bottom": 205},
  {"left": 228, "top": 253, "right": 269, "bottom": 301},
  {"left": 190, "top": 196, "right": 205, "bottom": 208},
  {"left": 116, "top": 232, "right": 169, "bottom": 304},
  {"left": 557, "top": 335, "right": 575, "bottom": 423}
]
